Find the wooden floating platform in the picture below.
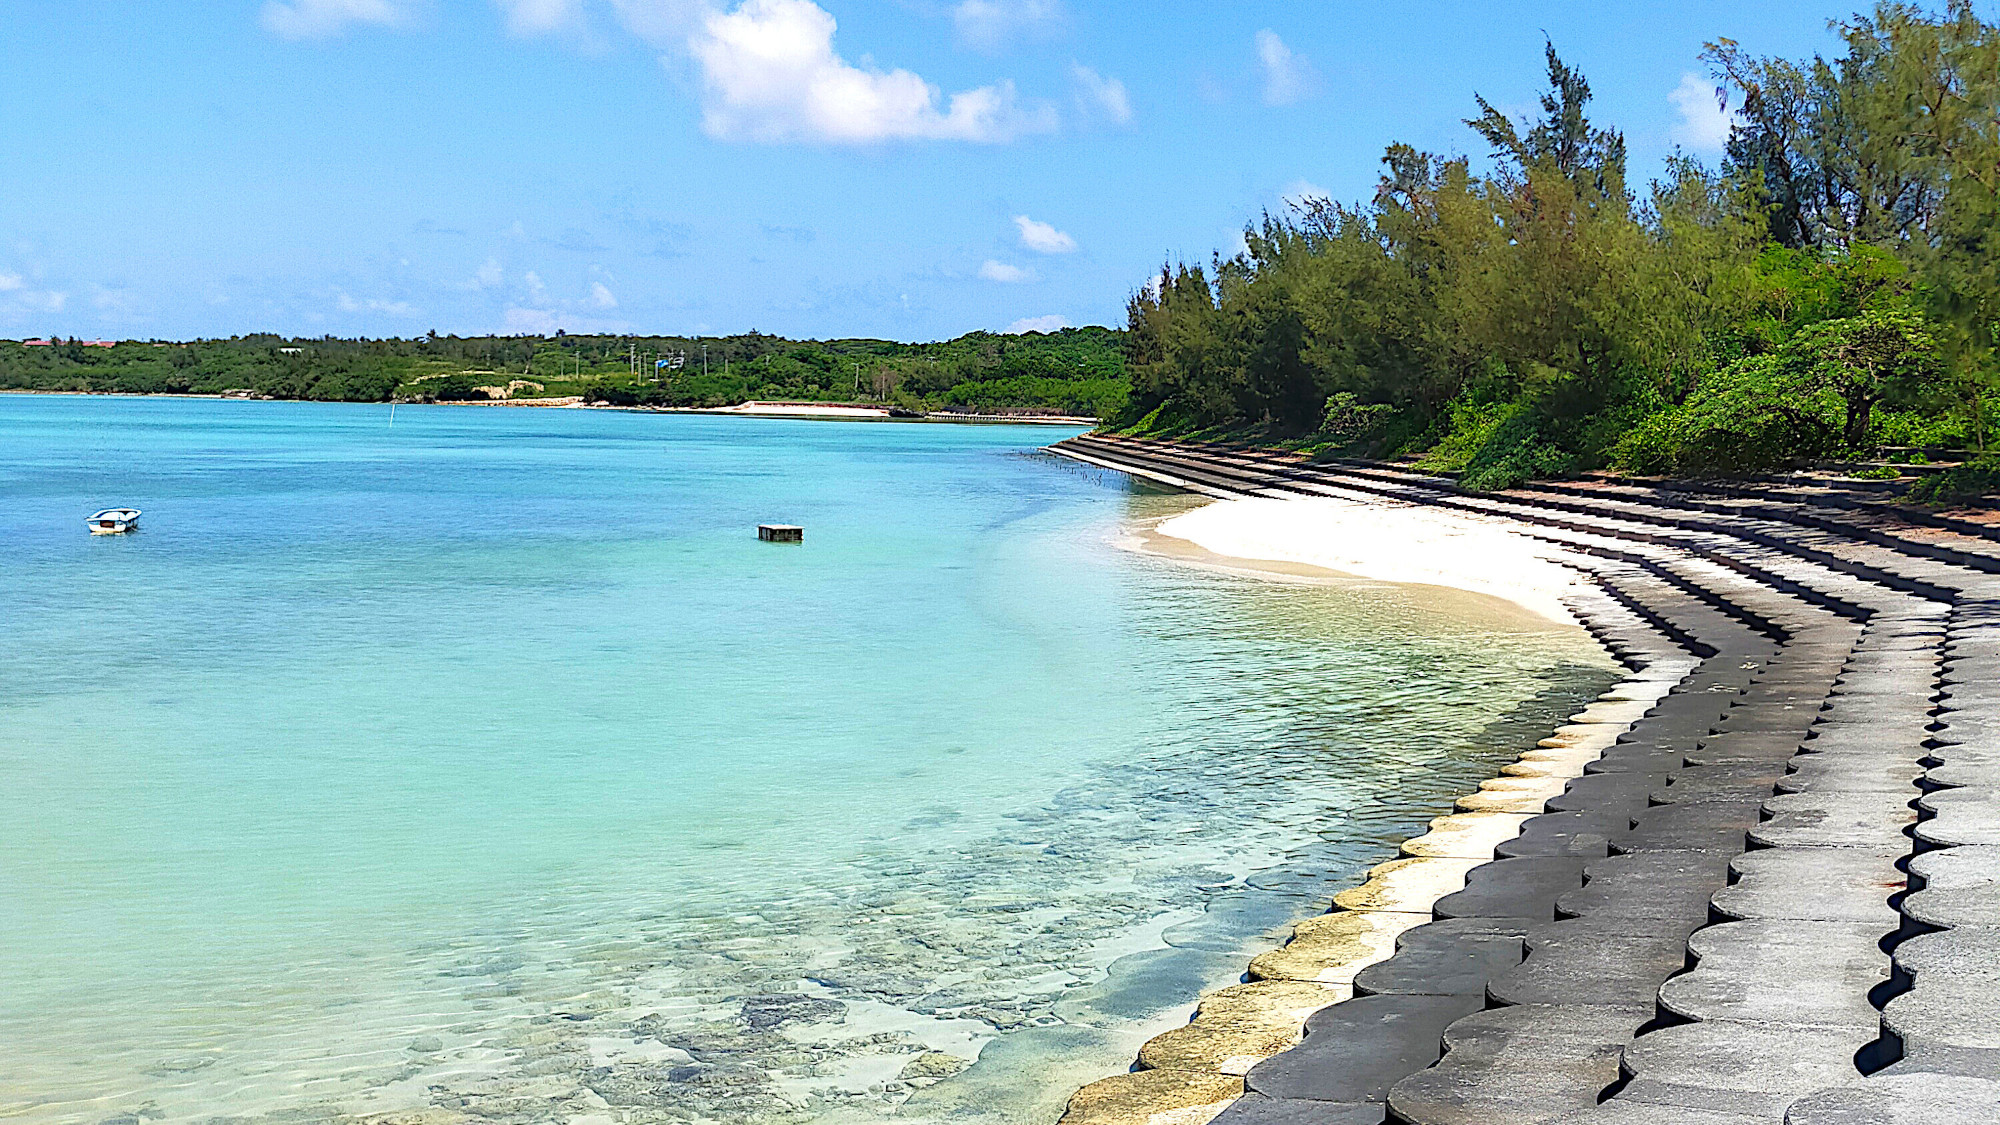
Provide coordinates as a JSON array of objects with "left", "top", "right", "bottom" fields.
[{"left": 758, "top": 524, "right": 803, "bottom": 543}]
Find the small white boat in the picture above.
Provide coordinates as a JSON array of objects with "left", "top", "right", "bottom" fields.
[{"left": 87, "top": 508, "right": 141, "bottom": 534}]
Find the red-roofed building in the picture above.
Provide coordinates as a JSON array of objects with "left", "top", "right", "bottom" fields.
[{"left": 23, "top": 338, "right": 52, "bottom": 346}]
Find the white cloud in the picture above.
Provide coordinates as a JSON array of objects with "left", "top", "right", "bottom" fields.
[
  {"left": 0, "top": 273, "right": 21, "bottom": 292},
  {"left": 494, "top": 0, "right": 584, "bottom": 36},
  {"left": 1013, "top": 214, "right": 1077, "bottom": 254},
  {"left": 1670, "top": 73, "right": 1736, "bottom": 153},
  {"left": 590, "top": 281, "right": 619, "bottom": 308},
  {"left": 690, "top": 0, "right": 1056, "bottom": 144},
  {"left": 1255, "top": 29, "right": 1316, "bottom": 106},
  {"left": 473, "top": 258, "right": 504, "bottom": 288},
  {"left": 1003, "top": 314, "right": 1068, "bottom": 334},
  {"left": 261, "top": 0, "right": 410, "bottom": 39},
  {"left": 979, "top": 260, "right": 1034, "bottom": 283},
  {"left": 952, "top": 0, "right": 1062, "bottom": 53},
  {"left": 1070, "top": 64, "right": 1131, "bottom": 126}
]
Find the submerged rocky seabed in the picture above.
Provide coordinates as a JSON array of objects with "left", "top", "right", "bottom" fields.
[{"left": 100, "top": 670, "right": 1612, "bottom": 1125}]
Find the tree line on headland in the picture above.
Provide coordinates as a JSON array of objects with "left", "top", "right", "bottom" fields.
[
  {"left": 0, "top": 327, "right": 1128, "bottom": 419},
  {"left": 1119, "top": 2, "right": 2000, "bottom": 495}
]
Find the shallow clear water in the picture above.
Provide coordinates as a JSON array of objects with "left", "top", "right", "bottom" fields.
[{"left": 0, "top": 396, "right": 1617, "bottom": 1125}]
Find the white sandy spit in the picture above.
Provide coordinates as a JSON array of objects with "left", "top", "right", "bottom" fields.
[
  {"left": 1155, "top": 495, "right": 1589, "bottom": 625},
  {"left": 719, "top": 401, "right": 894, "bottom": 418}
]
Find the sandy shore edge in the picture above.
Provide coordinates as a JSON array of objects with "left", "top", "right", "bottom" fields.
[
  {"left": 1150, "top": 495, "right": 1590, "bottom": 627},
  {"left": 1051, "top": 445, "right": 1587, "bottom": 626}
]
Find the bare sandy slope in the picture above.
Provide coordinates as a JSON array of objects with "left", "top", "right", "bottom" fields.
[{"left": 1151, "top": 495, "right": 1588, "bottom": 626}]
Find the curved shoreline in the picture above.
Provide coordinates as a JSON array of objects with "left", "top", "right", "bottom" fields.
[
  {"left": 0, "top": 389, "right": 1095, "bottom": 425},
  {"left": 1049, "top": 450, "right": 1692, "bottom": 1125}
]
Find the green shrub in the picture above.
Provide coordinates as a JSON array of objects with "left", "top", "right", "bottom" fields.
[
  {"left": 1417, "top": 396, "right": 1513, "bottom": 474},
  {"left": 1319, "top": 392, "right": 1397, "bottom": 443},
  {"left": 1907, "top": 461, "right": 2000, "bottom": 505},
  {"left": 1873, "top": 409, "right": 1966, "bottom": 449},
  {"left": 1614, "top": 356, "right": 1843, "bottom": 475},
  {"left": 1456, "top": 407, "right": 1582, "bottom": 490},
  {"left": 432, "top": 374, "right": 486, "bottom": 401}
]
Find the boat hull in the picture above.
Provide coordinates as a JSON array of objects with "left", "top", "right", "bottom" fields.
[{"left": 86, "top": 508, "right": 141, "bottom": 534}]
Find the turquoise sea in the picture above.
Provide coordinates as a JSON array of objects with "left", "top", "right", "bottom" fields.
[{"left": 0, "top": 396, "right": 1618, "bottom": 1125}]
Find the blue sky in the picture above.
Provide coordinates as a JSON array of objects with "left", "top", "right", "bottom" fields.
[{"left": 0, "top": 1, "right": 1866, "bottom": 342}]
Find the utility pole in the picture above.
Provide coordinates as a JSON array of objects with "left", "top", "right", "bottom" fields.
[{"left": 702, "top": 344, "right": 709, "bottom": 379}]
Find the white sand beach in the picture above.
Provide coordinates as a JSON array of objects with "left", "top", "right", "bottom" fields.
[
  {"left": 720, "top": 401, "right": 897, "bottom": 418},
  {"left": 1151, "top": 495, "right": 1589, "bottom": 626}
]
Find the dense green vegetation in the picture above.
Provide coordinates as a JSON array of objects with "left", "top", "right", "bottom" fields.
[
  {"left": 1120, "top": 3, "right": 2000, "bottom": 490},
  {"left": 0, "top": 327, "right": 1127, "bottom": 418}
]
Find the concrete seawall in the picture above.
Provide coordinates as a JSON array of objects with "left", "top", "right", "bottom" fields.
[{"left": 1046, "top": 434, "right": 2000, "bottom": 1125}]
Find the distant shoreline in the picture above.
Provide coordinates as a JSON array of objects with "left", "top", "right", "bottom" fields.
[{"left": 0, "top": 389, "right": 1097, "bottom": 426}]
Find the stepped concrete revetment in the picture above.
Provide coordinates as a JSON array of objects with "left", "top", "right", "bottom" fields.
[{"left": 1047, "top": 435, "right": 2000, "bottom": 1125}]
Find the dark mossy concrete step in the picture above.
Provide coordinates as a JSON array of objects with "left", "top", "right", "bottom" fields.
[
  {"left": 1385, "top": 1003, "right": 1651, "bottom": 1125},
  {"left": 1236, "top": 994, "right": 1483, "bottom": 1105},
  {"left": 1431, "top": 857, "right": 1591, "bottom": 923}
]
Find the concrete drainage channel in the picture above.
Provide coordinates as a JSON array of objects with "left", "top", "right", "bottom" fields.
[{"left": 1047, "top": 435, "right": 2000, "bottom": 1125}]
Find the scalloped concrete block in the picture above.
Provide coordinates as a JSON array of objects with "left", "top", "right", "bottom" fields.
[
  {"left": 1401, "top": 812, "right": 1530, "bottom": 860},
  {"left": 1658, "top": 920, "right": 1890, "bottom": 1030},
  {"left": 1137, "top": 980, "right": 1347, "bottom": 1076},
  {"left": 1751, "top": 791, "right": 1917, "bottom": 849},
  {"left": 1712, "top": 846, "right": 1905, "bottom": 924},
  {"left": 1331, "top": 857, "right": 1482, "bottom": 915},
  {"left": 1059, "top": 1070, "right": 1243, "bottom": 1125},
  {"left": 1903, "top": 845, "right": 2000, "bottom": 930},
  {"left": 1915, "top": 789, "right": 2000, "bottom": 849},
  {"left": 1249, "top": 910, "right": 1424, "bottom": 986},
  {"left": 1569, "top": 699, "right": 1654, "bottom": 725},
  {"left": 1617, "top": 1021, "right": 1876, "bottom": 1117},
  {"left": 1783, "top": 1074, "right": 2000, "bottom": 1125},
  {"left": 1385, "top": 1002, "right": 1649, "bottom": 1125}
]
